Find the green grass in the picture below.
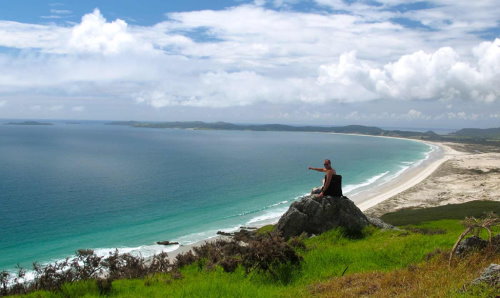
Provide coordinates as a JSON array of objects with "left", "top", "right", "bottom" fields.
[
  {"left": 22, "top": 220, "right": 471, "bottom": 298},
  {"left": 19, "top": 201, "right": 499, "bottom": 297},
  {"left": 255, "top": 224, "right": 275, "bottom": 234},
  {"left": 381, "top": 200, "right": 500, "bottom": 226}
]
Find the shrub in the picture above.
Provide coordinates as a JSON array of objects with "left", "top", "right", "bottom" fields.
[
  {"left": 242, "top": 232, "right": 302, "bottom": 278},
  {"left": 174, "top": 250, "right": 198, "bottom": 268}
]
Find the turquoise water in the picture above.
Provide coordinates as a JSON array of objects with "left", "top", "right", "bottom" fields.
[{"left": 0, "top": 122, "right": 430, "bottom": 271}]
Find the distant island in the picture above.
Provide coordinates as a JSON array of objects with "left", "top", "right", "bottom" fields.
[
  {"left": 107, "top": 121, "right": 500, "bottom": 145},
  {"left": 6, "top": 121, "right": 53, "bottom": 126}
]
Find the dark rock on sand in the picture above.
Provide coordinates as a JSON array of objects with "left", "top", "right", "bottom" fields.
[
  {"left": 276, "top": 195, "right": 369, "bottom": 239},
  {"left": 156, "top": 241, "right": 179, "bottom": 245}
]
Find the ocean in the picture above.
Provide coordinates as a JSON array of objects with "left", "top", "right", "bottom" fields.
[{"left": 0, "top": 122, "right": 431, "bottom": 272}]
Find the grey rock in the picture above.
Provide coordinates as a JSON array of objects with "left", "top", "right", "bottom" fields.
[
  {"left": 471, "top": 264, "right": 500, "bottom": 287},
  {"left": 276, "top": 195, "right": 369, "bottom": 239},
  {"left": 455, "top": 236, "right": 488, "bottom": 256},
  {"left": 366, "top": 216, "right": 399, "bottom": 230},
  {"left": 311, "top": 187, "right": 322, "bottom": 194}
]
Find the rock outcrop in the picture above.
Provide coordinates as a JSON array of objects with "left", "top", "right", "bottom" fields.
[
  {"left": 366, "top": 216, "right": 399, "bottom": 230},
  {"left": 454, "top": 234, "right": 500, "bottom": 257},
  {"left": 455, "top": 236, "right": 488, "bottom": 256},
  {"left": 277, "top": 195, "right": 369, "bottom": 239},
  {"left": 156, "top": 241, "right": 179, "bottom": 245},
  {"left": 471, "top": 263, "right": 500, "bottom": 287}
]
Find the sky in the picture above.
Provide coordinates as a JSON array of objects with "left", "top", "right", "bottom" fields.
[{"left": 0, "top": 0, "right": 499, "bottom": 129}]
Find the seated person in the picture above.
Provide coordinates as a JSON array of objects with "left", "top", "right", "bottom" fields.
[{"left": 308, "top": 159, "right": 343, "bottom": 198}]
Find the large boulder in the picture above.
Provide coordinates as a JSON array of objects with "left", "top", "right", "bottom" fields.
[{"left": 276, "top": 195, "right": 369, "bottom": 239}]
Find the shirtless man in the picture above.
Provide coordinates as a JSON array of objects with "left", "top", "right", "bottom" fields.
[{"left": 308, "top": 159, "right": 337, "bottom": 198}]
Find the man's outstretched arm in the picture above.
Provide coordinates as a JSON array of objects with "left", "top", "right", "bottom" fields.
[{"left": 308, "top": 167, "right": 326, "bottom": 172}]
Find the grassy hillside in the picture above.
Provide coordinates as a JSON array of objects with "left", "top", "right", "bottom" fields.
[
  {"left": 453, "top": 127, "right": 500, "bottom": 138},
  {"left": 381, "top": 200, "right": 500, "bottom": 226},
  {"left": 13, "top": 201, "right": 500, "bottom": 297}
]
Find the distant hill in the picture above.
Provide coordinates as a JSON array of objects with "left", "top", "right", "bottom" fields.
[
  {"left": 452, "top": 127, "right": 500, "bottom": 138},
  {"left": 107, "top": 121, "right": 500, "bottom": 145},
  {"left": 109, "top": 121, "right": 404, "bottom": 135},
  {"left": 6, "top": 121, "right": 52, "bottom": 126}
]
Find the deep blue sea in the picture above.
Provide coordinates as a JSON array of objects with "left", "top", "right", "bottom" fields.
[{"left": 0, "top": 122, "right": 430, "bottom": 272}]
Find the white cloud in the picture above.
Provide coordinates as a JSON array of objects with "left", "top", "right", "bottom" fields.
[
  {"left": 407, "top": 109, "right": 422, "bottom": 119},
  {"left": 68, "top": 9, "right": 155, "bottom": 55},
  {"left": 0, "top": 100, "right": 6, "bottom": 107},
  {"left": 50, "top": 9, "right": 71, "bottom": 15},
  {"left": 318, "top": 39, "right": 500, "bottom": 103},
  {"left": 444, "top": 111, "right": 482, "bottom": 120},
  {"left": 0, "top": 5, "right": 498, "bottom": 114},
  {"left": 0, "top": 21, "right": 68, "bottom": 51},
  {"left": 41, "top": 15, "right": 63, "bottom": 19},
  {"left": 49, "top": 105, "right": 64, "bottom": 111},
  {"left": 72, "top": 106, "right": 85, "bottom": 112},
  {"left": 0, "top": 9, "right": 154, "bottom": 55}
]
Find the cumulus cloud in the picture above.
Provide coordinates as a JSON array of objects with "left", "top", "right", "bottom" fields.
[
  {"left": 68, "top": 9, "right": 154, "bottom": 54},
  {"left": 0, "top": 9, "right": 154, "bottom": 55},
  {"left": 318, "top": 39, "right": 500, "bottom": 102},
  {"left": 0, "top": 4, "right": 498, "bottom": 116}
]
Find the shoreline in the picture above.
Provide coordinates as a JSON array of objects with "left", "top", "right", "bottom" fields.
[
  {"left": 165, "top": 135, "right": 451, "bottom": 260},
  {"left": 1, "top": 134, "right": 466, "bottom": 269},
  {"left": 353, "top": 140, "right": 457, "bottom": 211},
  {"left": 5, "top": 128, "right": 499, "bottom": 286}
]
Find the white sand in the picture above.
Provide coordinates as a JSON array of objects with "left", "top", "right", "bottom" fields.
[{"left": 353, "top": 140, "right": 460, "bottom": 211}]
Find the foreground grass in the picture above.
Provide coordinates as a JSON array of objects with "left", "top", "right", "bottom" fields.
[
  {"left": 20, "top": 218, "right": 498, "bottom": 298},
  {"left": 311, "top": 247, "right": 498, "bottom": 297},
  {"left": 18, "top": 201, "right": 499, "bottom": 297}
]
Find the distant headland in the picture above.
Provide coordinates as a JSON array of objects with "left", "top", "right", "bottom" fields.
[
  {"left": 107, "top": 120, "right": 500, "bottom": 146},
  {"left": 5, "top": 121, "right": 53, "bottom": 126}
]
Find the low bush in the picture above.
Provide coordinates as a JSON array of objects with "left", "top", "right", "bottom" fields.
[{"left": 1, "top": 230, "right": 304, "bottom": 296}]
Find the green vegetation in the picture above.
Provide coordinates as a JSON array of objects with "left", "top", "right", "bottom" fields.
[
  {"left": 453, "top": 127, "right": 500, "bottom": 138},
  {"left": 14, "top": 201, "right": 499, "bottom": 297},
  {"left": 255, "top": 224, "right": 275, "bottom": 234},
  {"left": 381, "top": 200, "right": 500, "bottom": 226}
]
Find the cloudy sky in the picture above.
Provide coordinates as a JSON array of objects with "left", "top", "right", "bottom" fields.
[{"left": 0, "top": 0, "right": 499, "bottom": 129}]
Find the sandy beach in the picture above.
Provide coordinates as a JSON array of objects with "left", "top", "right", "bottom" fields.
[
  {"left": 365, "top": 141, "right": 500, "bottom": 217},
  {"left": 353, "top": 139, "right": 455, "bottom": 211}
]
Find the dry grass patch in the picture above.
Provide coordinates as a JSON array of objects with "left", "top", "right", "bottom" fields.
[{"left": 309, "top": 248, "right": 499, "bottom": 297}]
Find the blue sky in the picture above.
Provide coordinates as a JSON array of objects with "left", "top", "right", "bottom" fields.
[
  {"left": 0, "top": 1, "right": 244, "bottom": 25},
  {"left": 0, "top": 0, "right": 499, "bottom": 128}
]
